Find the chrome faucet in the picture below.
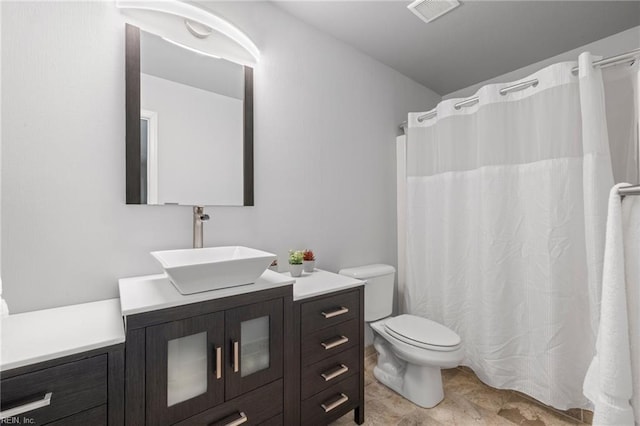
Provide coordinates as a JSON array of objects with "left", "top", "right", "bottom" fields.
[{"left": 193, "top": 206, "right": 210, "bottom": 248}]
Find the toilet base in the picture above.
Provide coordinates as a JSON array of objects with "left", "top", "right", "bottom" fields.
[
  {"left": 373, "top": 362, "right": 444, "bottom": 408},
  {"left": 372, "top": 335, "right": 446, "bottom": 408},
  {"left": 403, "top": 363, "right": 444, "bottom": 408}
]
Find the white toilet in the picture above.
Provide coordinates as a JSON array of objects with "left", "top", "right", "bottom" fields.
[{"left": 339, "top": 264, "right": 463, "bottom": 408}]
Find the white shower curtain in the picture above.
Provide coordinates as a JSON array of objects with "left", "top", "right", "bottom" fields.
[{"left": 405, "top": 52, "right": 638, "bottom": 410}]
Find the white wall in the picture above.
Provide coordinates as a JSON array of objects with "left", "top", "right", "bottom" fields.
[
  {"left": 0, "top": 1, "right": 2, "bottom": 280},
  {"left": 444, "top": 26, "right": 640, "bottom": 100},
  {"left": 141, "top": 73, "right": 244, "bottom": 206},
  {"left": 1, "top": 1, "right": 439, "bottom": 313}
]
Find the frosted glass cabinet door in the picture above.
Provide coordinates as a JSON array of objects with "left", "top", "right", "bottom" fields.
[
  {"left": 146, "top": 312, "right": 224, "bottom": 425},
  {"left": 225, "top": 298, "right": 283, "bottom": 400},
  {"left": 167, "top": 332, "right": 207, "bottom": 406},
  {"left": 240, "top": 316, "right": 270, "bottom": 377}
]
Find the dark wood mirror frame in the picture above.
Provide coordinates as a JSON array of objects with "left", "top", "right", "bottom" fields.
[{"left": 125, "top": 24, "right": 254, "bottom": 206}]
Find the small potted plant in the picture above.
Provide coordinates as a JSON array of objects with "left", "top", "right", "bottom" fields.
[
  {"left": 269, "top": 259, "right": 278, "bottom": 272},
  {"left": 288, "top": 250, "right": 304, "bottom": 277},
  {"left": 303, "top": 249, "right": 315, "bottom": 273}
]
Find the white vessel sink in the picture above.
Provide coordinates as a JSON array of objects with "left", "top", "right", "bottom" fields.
[{"left": 151, "top": 246, "right": 277, "bottom": 295}]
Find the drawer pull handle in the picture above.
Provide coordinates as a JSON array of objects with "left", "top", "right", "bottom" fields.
[
  {"left": 320, "top": 336, "right": 349, "bottom": 350},
  {"left": 224, "top": 411, "right": 248, "bottom": 426},
  {"left": 321, "top": 364, "right": 349, "bottom": 381},
  {"left": 321, "top": 306, "right": 349, "bottom": 319},
  {"left": 0, "top": 392, "right": 52, "bottom": 420},
  {"left": 321, "top": 335, "right": 349, "bottom": 350},
  {"left": 215, "top": 346, "right": 222, "bottom": 379},
  {"left": 214, "top": 411, "right": 248, "bottom": 426},
  {"left": 321, "top": 393, "right": 349, "bottom": 413},
  {"left": 233, "top": 341, "right": 239, "bottom": 373}
]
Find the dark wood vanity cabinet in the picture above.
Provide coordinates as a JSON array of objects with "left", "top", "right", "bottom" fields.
[
  {"left": 292, "top": 287, "right": 365, "bottom": 425},
  {"left": 145, "top": 312, "right": 225, "bottom": 425},
  {"left": 0, "top": 345, "right": 124, "bottom": 426},
  {"left": 124, "top": 286, "right": 292, "bottom": 425}
]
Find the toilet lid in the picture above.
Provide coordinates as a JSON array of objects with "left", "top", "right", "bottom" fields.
[{"left": 384, "top": 315, "right": 461, "bottom": 349}]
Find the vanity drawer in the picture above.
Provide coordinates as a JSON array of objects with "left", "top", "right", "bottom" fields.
[
  {"left": 261, "top": 414, "right": 283, "bottom": 425},
  {"left": 47, "top": 405, "right": 107, "bottom": 426},
  {"left": 175, "top": 379, "right": 282, "bottom": 426},
  {"left": 0, "top": 355, "right": 107, "bottom": 425},
  {"left": 301, "top": 290, "right": 359, "bottom": 334},
  {"left": 301, "top": 346, "right": 359, "bottom": 400},
  {"left": 301, "top": 374, "right": 359, "bottom": 426},
  {"left": 301, "top": 319, "right": 359, "bottom": 366}
]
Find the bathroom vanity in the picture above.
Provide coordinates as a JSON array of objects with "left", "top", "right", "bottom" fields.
[
  {"left": 0, "top": 269, "right": 364, "bottom": 425},
  {"left": 290, "top": 270, "right": 366, "bottom": 426},
  {"left": 0, "top": 299, "right": 126, "bottom": 425},
  {"left": 118, "top": 270, "right": 296, "bottom": 425},
  {"left": 119, "top": 268, "right": 365, "bottom": 426}
]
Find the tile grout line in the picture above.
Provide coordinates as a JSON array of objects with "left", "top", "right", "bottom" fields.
[
  {"left": 456, "top": 366, "right": 591, "bottom": 424},
  {"left": 350, "top": 350, "right": 592, "bottom": 425}
]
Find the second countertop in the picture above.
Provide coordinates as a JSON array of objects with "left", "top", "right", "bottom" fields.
[{"left": 281, "top": 269, "right": 365, "bottom": 300}]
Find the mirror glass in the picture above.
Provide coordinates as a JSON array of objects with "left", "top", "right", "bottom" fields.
[{"left": 126, "top": 25, "right": 253, "bottom": 206}]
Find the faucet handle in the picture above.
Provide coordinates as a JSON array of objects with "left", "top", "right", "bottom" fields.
[{"left": 200, "top": 214, "right": 210, "bottom": 221}]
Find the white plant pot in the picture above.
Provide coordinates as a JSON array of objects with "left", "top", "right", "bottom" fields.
[
  {"left": 290, "top": 264, "right": 304, "bottom": 277},
  {"left": 303, "top": 260, "right": 315, "bottom": 273}
]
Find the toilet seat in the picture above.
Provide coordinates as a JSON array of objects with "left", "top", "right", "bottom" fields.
[{"left": 384, "top": 314, "right": 461, "bottom": 352}]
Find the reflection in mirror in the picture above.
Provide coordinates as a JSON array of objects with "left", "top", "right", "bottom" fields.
[{"left": 125, "top": 24, "right": 254, "bottom": 206}]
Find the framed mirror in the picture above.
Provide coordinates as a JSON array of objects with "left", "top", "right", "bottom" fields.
[{"left": 125, "top": 24, "right": 253, "bottom": 206}]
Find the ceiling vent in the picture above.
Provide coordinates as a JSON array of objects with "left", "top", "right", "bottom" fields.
[{"left": 407, "top": 0, "right": 460, "bottom": 23}]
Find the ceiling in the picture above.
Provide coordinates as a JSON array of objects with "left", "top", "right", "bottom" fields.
[{"left": 273, "top": 1, "right": 640, "bottom": 95}]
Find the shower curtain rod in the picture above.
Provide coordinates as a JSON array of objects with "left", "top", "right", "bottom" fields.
[
  {"left": 399, "top": 47, "right": 640, "bottom": 131},
  {"left": 619, "top": 185, "right": 640, "bottom": 197}
]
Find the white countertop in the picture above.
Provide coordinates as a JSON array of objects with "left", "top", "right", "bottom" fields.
[
  {"left": 0, "top": 298, "right": 126, "bottom": 372},
  {"left": 119, "top": 269, "right": 295, "bottom": 316},
  {"left": 284, "top": 269, "right": 365, "bottom": 301}
]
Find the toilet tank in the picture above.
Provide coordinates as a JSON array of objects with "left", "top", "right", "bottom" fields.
[{"left": 339, "top": 264, "right": 396, "bottom": 322}]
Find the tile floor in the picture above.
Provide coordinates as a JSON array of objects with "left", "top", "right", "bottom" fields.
[{"left": 331, "top": 349, "right": 593, "bottom": 426}]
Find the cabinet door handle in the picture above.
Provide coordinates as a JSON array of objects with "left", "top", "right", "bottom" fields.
[
  {"left": 320, "top": 393, "right": 349, "bottom": 413},
  {"left": 215, "top": 346, "right": 222, "bottom": 379},
  {"left": 321, "top": 306, "right": 349, "bottom": 319},
  {"left": 233, "top": 341, "right": 239, "bottom": 373},
  {"left": 321, "top": 335, "right": 349, "bottom": 350},
  {"left": 211, "top": 411, "right": 248, "bottom": 426},
  {"left": 320, "top": 364, "right": 349, "bottom": 381},
  {"left": 0, "top": 392, "right": 52, "bottom": 420}
]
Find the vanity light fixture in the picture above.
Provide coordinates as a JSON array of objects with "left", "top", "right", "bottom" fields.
[
  {"left": 184, "top": 19, "right": 213, "bottom": 39},
  {"left": 116, "top": 0, "right": 260, "bottom": 63},
  {"left": 161, "top": 37, "right": 221, "bottom": 60}
]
